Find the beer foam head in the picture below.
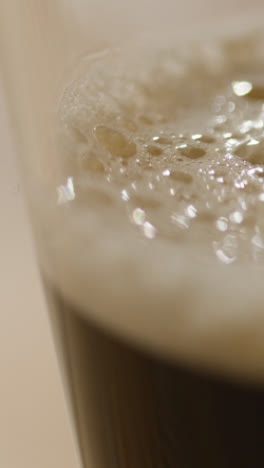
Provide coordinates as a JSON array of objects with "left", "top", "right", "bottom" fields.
[{"left": 39, "top": 31, "right": 264, "bottom": 382}]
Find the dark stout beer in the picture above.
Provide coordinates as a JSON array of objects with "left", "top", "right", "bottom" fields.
[{"left": 46, "top": 286, "right": 264, "bottom": 468}]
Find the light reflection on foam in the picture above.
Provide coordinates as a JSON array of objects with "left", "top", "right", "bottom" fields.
[
  {"left": 232, "top": 80, "right": 253, "bottom": 97},
  {"left": 143, "top": 222, "right": 157, "bottom": 239},
  {"left": 121, "top": 189, "right": 130, "bottom": 201},
  {"left": 185, "top": 205, "right": 197, "bottom": 219},
  {"left": 132, "top": 208, "right": 146, "bottom": 225},
  {"left": 229, "top": 211, "right": 244, "bottom": 224},
  {"left": 216, "top": 217, "right": 228, "bottom": 232},
  {"left": 57, "top": 177, "right": 75, "bottom": 204},
  {"left": 214, "top": 247, "right": 236, "bottom": 265}
]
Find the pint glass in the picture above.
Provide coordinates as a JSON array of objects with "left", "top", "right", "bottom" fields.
[{"left": 1, "top": 1, "right": 264, "bottom": 467}]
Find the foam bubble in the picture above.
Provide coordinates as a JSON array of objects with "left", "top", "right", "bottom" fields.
[
  {"left": 169, "top": 171, "right": 193, "bottom": 183},
  {"left": 94, "top": 126, "right": 137, "bottom": 158},
  {"left": 179, "top": 145, "right": 206, "bottom": 159},
  {"left": 235, "top": 138, "right": 264, "bottom": 164},
  {"left": 146, "top": 145, "right": 163, "bottom": 156}
]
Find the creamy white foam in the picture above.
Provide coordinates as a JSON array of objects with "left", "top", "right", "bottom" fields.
[{"left": 36, "top": 30, "right": 264, "bottom": 382}]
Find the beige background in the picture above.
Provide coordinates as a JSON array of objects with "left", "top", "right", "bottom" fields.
[
  {"left": 1, "top": 1, "right": 264, "bottom": 467},
  {"left": 0, "top": 85, "right": 79, "bottom": 468}
]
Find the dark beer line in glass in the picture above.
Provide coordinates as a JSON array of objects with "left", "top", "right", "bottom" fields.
[{"left": 46, "top": 284, "right": 264, "bottom": 468}]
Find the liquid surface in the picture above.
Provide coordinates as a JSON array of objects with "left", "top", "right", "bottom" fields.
[{"left": 40, "top": 31, "right": 264, "bottom": 381}]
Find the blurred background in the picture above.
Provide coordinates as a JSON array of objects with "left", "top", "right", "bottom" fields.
[
  {"left": 0, "top": 85, "right": 79, "bottom": 468},
  {"left": 1, "top": 1, "right": 263, "bottom": 467}
]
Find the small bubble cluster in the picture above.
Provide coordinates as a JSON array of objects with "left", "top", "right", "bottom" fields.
[{"left": 58, "top": 32, "right": 264, "bottom": 265}]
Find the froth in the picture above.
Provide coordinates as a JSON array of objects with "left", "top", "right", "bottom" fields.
[{"left": 41, "top": 31, "right": 264, "bottom": 382}]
